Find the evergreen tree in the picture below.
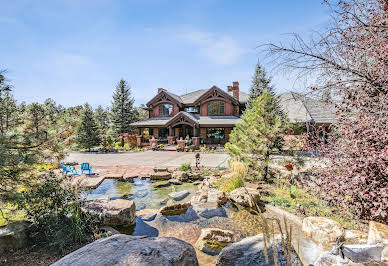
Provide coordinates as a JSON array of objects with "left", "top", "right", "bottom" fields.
[
  {"left": 94, "top": 105, "right": 110, "bottom": 137},
  {"left": 246, "top": 62, "right": 276, "bottom": 109},
  {"left": 110, "top": 79, "right": 138, "bottom": 146},
  {"left": 25, "top": 103, "right": 46, "bottom": 138},
  {"left": 0, "top": 91, "right": 18, "bottom": 134},
  {"left": 76, "top": 104, "right": 101, "bottom": 151},
  {"left": 226, "top": 90, "right": 287, "bottom": 181}
]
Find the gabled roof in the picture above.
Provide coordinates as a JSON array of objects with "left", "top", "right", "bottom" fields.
[
  {"left": 165, "top": 111, "right": 199, "bottom": 127},
  {"left": 278, "top": 92, "right": 337, "bottom": 124},
  {"left": 146, "top": 90, "right": 183, "bottom": 107},
  {"left": 227, "top": 91, "right": 249, "bottom": 104},
  {"left": 180, "top": 89, "right": 207, "bottom": 104},
  {"left": 193, "top": 86, "right": 240, "bottom": 105}
]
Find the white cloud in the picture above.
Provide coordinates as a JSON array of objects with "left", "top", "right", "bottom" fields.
[{"left": 179, "top": 30, "right": 246, "bottom": 65}]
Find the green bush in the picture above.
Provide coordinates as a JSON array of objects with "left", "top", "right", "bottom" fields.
[
  {"left": 17, "top": 172, "right": 98, "bottom": 253},
  {"left": 179, "top": 163, "right": 192, "bottom": 173},
  {"left": 215, "top": 175, "right": 244, "bottom": 195}
]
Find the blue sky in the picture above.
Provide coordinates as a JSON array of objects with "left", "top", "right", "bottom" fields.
[{"left": 0, "top": 0, "right": 330, "bottom": 107}]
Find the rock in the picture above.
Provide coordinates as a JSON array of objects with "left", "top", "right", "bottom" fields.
[
  {"left": 159, "top": 203, "right": 191, "bottom": 216},
  {"left": 207, "top": 189, "right": 227, "bottom": 204},
  {"left": 172, "top": 171, "right": 188, "bottom": 181},
  {"left": 133, "top": 190, "right": 149, "bottom": 198},
  {"left": 313, "top": 253, "right": 347, "bottom": 266},
  {"left": 150, "top": 172, "right": 172, "bottom": 180},
  {"left": 192, "top": 181, "right": 202, "bottom": 186},
  {"left": 367, "top": 221, "right": 388, "bottom": 261},
  {"left": 189, "top": 172, "right": 201, "bottom": 180},
  {"left": 52, "top": 234, "right": 199, "bottom": 266},
  {"left": 99, "top": 226, "right": 121, "bottom": 235},
  {"left": 159, "top": 198, "right": 169, "bottom": 206},
  {"left": 136, "top": 209, "right": 158, "bottom": 222},
  {"left": 345, "top": 229, "right": 368, "bottom": 244},
  {"left": 75, "top": 176, "right": 105, "bottom": 189},
  {"left": 216, "top": 234, "right": 302, "bottom": 266},
  {"left": 191, "top": 190, "right": 208, "bottom": 204},
  {"left": 154, "top": 167, "right": 168, "bottom": 172},
  {"left": 153, "top": 180, "right": 171, "bottom": 188},
  {"left": 192, "top": 202, "right": 227, "bottom": 219},
  {"left": 0, "top": 221, "right": 28, "bottom": 254},
  {"left": 169, "top": 178, "right": 183, "bottom": 185},
  {"left": 122, "top": 174, "right": 137, "bottom": 181},
  {"left": 195, "top": 228, "right": 237, "bottom": 255},
  {"left": 169, "top": 190, "right": 190, "bottom": 201},
  {"left": 229, "top": 187, "right": 261, "bottom": 208},
  {"left": 337, "top": 244, "right": 384, "bottom": 263},
  {"left": 83, "top": 199, "right": 136, "bottom": 226},
  {"left": 103, "top": 173, "right": 124, "bottom": 179},
  {"left": 302, "top": 217, "right": 344, "bottom": 246}
]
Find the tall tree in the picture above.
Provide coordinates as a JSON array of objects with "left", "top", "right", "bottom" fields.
[
  {"left": 110, "top": 79, "right": 138, "bottom": 146},
  {"left": 25, "top": 103, "right": 46, "bottom": 138},
  {"left": 76, "top": 104, "right": 101, "bottom": 151},
  {"left": 266, "top": 0, "right": 387, "bottom": 222},
  {"left": 226, "top": 90, "right": 287, "bottom": 181},
  {"left": 246, "top": 62, "right": 276, "bottom": 110},
  {"left": 0, "top": 91, "right": 18, "bottom": 134},
  {"left": 94, "top": 105, "right": 110, "bottom": 137}
]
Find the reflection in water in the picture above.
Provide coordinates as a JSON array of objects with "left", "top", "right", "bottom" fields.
[{"left": 83, "top": 178, "right": 198, "bottom": 210}]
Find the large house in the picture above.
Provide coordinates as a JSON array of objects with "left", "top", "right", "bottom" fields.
[{"left": 131, "top": 82, "right": 336, "bottom": 147}]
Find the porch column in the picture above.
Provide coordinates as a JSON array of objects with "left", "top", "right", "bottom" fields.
[
  {"left": 169, "top": 126, "right": 173, "bottom": 136},
  {"left": 168, "top": 126, "right": 176, "bottom": 145},
  {"left": 193, "top": 126, "right": 198, "bottom": 137}
]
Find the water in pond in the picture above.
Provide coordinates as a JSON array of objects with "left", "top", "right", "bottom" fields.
[{"left": 83, "top": 178, "right": 198, "bottom": 210}]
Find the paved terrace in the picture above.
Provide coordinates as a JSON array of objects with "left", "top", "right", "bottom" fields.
[{"left": 65, "top": 150, "right": 230, "bottom": 170}]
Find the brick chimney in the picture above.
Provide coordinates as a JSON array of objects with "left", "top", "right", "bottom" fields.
[
  {"left": 227, "top": 85, "right": 233, "bottom": 92},
  {"left": 158, "top": 88, "right": 164, "bottom": 93},
  {"left": 232, "top": 81, "right": 239, "bottom": 101}
]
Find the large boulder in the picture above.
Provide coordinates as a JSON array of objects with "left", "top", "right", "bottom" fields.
[
  {"left": 0, "top": 221, "right": 28, "bottom": 254},
  {"left": 83, "top": 199, "right": 136, "bottom": 226},
  {"left": 367, "top": 221, "right": 388, "bottom": 261},
  {"left": 169, "top": 190, "right": 190, "bottom": 201},
  {"left": 150, "top": 172, "right": 172, "bottom": 180},
  {"left": 229, "top": 187, "right": 261, "bottom": 208},
  {"left": 216, "top": 234, "right": 302, "bottom": 266},
  {"left": 207, "top": 189, "right": 227, "bottom": 204},
  {"left": 192, "top": 202, "right": 227, "bottom": 219},
  {"left": 159, "top": 202, "right": 191, "bottom": 216},
  {"left": 52, "top": 234, "right": 199, "bottom": 266},
  {"left": 302, "top": 217, "right": 344, "bottom": 246},
  {"left": 195, "top": 228, "right": 237, "bottom": 255},
  {"left": 172, "top": 171, "right": 188, "bottom": 181}
]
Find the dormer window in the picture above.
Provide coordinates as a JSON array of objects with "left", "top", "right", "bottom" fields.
[
  {"left": 184, "top": 107, "right": 199, "bottom": 113},
  {"left": 159, "top": 104, "right": 173, "bottom": 117},
  {"left": 207, "top": 101, "right": 225, "bottom": 116}
]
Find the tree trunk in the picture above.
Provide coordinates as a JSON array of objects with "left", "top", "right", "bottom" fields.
[
  {"left": 121, "top": 137, "right": 124, "bottom": 147},
  {"left": 263, "top": 151, "right": 270, "bottom": 182}
]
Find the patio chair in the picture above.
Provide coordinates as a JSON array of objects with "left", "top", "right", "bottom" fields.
[
  {"left": 60, "top": 163, "right": 79, "bottom": 177},
  {"left": 80, "top": 163, "right": 94, "bottom": 175}
]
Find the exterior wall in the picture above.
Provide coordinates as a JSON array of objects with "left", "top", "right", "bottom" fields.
[
  {"left": 153, "top": 128, "right": 159, "bottom": 139},
  {"left": 232, "top": 105, "right": 239, "bottom": 116},
  {"left": 153, "top": 106, "right": 158, "bottom": 117},
  {"left": 225, "top": 128, "right": 232, "bottom": 142},
  {"left": 200, "top": 128, "right": 206, "bottom": 140},
  {"left": 173, "top": 104, "right": 179, "bottom": 116},
  {"left": 149, "top": 110, "right": 153, "bottom": 118},
  {"left": 175, "top": 128, "right": 180, "bottom": 139},
  {"left": 200, "top": 101, "right": 232, "bottom": 116}
]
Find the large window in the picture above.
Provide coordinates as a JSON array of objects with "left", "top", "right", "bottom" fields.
[
  {"left": 184, "top": 107, "right": 199, "bottom": 113},
  {"left": 207, "top": 101, "right": 225, "bottom": 116},
  {"left": 206, "top": 128, "right": 225, "bottom": 140},
  {"left": 158, "top": 104, "right": 173, "bottom": 117}
]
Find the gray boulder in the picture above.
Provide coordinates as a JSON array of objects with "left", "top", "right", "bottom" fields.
[
  {"left": 216, "top": 234, "right": 302, "bottom": 266},
  {"left": 51, "top": 234, "right": 199, "bottom": 266},
  {"left": 169, "top": 190, "right": 189, "bottom": 201},
  {"left": 229, "top": 187, "right": 261, "bottom": 208},
  {"left": 0, "top": 221, "right": 29, "bottom": 254},
  {"left": 172, "top": 171, "right": 188, "bottom": 181},
  {"left": 82, "top": 199, "right": 136, "bottom": 226}
]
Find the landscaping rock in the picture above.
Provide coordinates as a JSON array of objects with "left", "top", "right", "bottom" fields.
[
  {"left": 216, "top": 234, "right": 302, "bottom": 266},
  {"left": 99, "top": 226, "right": 121, "bottom": 235},
  {"left": 172, "top": 171, "right": 188, "bottom": 181},
  {"left": 76, "top": 176, "right": 105, "bottom": 189},
  {"left": 52, "top": 234, "right": 199, "bottom": 266},
  {"left": 192, "top": 202, "right": 227, "bottom": 219},
  {"left": 122, "top": 174, "right": 137, "bottom": 181},
  {"left": 153, "top": 180, "right": 170, "bottom": 188},
  {"left": 302, "top": 217, "right": 344, "bottom": 246},
  {"left": 229, "top": 187, "right": 261, "bottom": 208},
  {"left": 335, "top": 244, "right": 384, "bottom": 263},
  {"left": 136, "top": 209, "right": 158, "bottom": 222},
  {"left": 0, "top": 221, "right": 28, "bottom": 254},
  {"left": 103, "top": 173, "right": 124, "bottom": 179},
  {"left": 189, "top": 172, "right": 201, "bottom": 180},
  {"left": 345, "top": 229, "right": 368, "bottom": 244},
  {"left": 159, "top": 202, "right": 191, "bottom": 216},
  {"left": 150, "top": 172, "right": 172, "bottom": 180},
  {"left": 154, "top": 167, "right": 168, "bottom": 172},
  {"left": 83, "top": 199, "right": 136, "bottom": 226},
  {"left": 169, "top": 190, "right": 190, "bottom": 201},
  {"left": 207, "top": 189, "right": 227, "bottom": 204},
  {"left": 367, "top": 221, "right": 388, "bottom": 261},
  {"left": 168, "top": 178, "right": 183, "bottom": 185},
  {"left": 195, "top": 228, "right": 237, "bottom": 255}
]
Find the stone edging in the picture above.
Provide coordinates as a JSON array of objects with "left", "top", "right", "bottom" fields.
[{"left": 264, "top": 204, "right": 303, "bottom": 227}]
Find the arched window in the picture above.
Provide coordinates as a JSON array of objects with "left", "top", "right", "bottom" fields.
[
  {"left": 158, "top": 104, "right": 173, "bottom": 117},
  {"left": 207, "top": 101, "right": 225, "bottom": 116}
]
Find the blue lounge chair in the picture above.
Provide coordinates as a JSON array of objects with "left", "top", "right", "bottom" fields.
[
  {"left": 60, "top": 163, "right": 79, "bottom": 176},
  {"left": 80, "top": 163, "right": 94, "bottom": 175}
]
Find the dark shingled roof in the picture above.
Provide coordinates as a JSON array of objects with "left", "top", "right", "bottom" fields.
[{"left": 278, "top": 92, "right": 337, "bottom": 124}]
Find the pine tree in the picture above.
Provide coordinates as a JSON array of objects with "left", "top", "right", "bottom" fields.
[
  {"left": 94, "top": 105, "right": 110, "bottom": 137},
  {"left": 110, "top": 79, "right": 138, "bottom": 146},
  {"left": 246, "top": 62, "right": 276, "bottom": 109},
  {"left": 76, "top": 104, "right": 101, "bottom": 151},
  {"left": 226, "top": 90, "right": 287, "bottom": 181}
]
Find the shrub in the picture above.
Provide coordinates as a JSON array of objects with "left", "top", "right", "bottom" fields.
[
  {"left": 229, "top": 159, "right": 248, "bottom": 177},
  {"left": 179, "top": 163, "right": 192, "bottom": 173},
  {"left": 216, "top": 175, "right": 244, "bottom": 195},
  {"left": 17, "top": 172, "right": 98, "bottom": 253}
]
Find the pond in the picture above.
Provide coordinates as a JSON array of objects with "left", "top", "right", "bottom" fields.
[{"left": 83, "top": 178, "right": 198, "bottom": 210}]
